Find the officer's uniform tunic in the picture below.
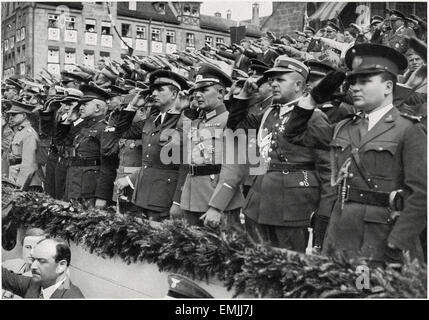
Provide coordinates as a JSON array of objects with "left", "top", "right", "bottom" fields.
[{"left": 8, "top": 121, "right": 42, "bottom": 188}]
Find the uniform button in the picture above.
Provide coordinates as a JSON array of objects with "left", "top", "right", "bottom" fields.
[
  {"left": 151, "top": 133, "right": 155, "bottom": 136},
  {"left": 378, "top": 147, "right": 383, "bottom": 151},
  {"left": 146, "top": 155, "right": 149, "bottom": 158},
  {"left": 360, "top": 193, "right": 364, "bottom": 197},
  {"left": 148, "top": 144, "right": 151, "bottom": 147},
  {"left": 267, "top": 157, "right": 271, "bottom": 161},
  {"left": 299, "top": 182, "right": 304, "bottom": 186},
  {"left": 374, "top": 185, "right": 378, "bottom": 188},
  {"left": 271, "top": 140, "right": 275, "bottom": 145},
  {"left": 144, "top": 165, "right": 147, "bottom": 169},
  {"left": 269, "top": 148, "right": 272, "bottom": 152},
  {"left": 167, "top": 178, "right": 171, "bottom": 183}
]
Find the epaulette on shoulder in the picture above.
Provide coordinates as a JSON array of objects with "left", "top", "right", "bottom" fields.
[{"left": 400, "top": 112, "right": 422, "bottom": 122}]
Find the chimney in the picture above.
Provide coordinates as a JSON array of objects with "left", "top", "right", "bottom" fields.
[
  {"left": 226, "top": 9, "right": 231, "bottom": 20},
  {"left": 214, "top": 12, "right": 221, "bottom": 18},
  {"left": 252, "top": 3, "right": 259, "bottom": 26}
]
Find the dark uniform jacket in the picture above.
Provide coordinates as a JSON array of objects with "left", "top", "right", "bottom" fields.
[
  {"left": 56, "top": 115, "right": 114, "bottom": 201},
  {"left": 227, "top": 98, "right": 333, "bottom": 227},
  {"left": 382, "top": 26, "right": 417, "bottom": 53},
  {"left": 178, "top": 104, "right": 244, "bottom": 213},
  {"left": 285, "top": 105, "right": 426, "bottom": 262},
  {"left": 115, "top": 107, "right": 182, "bottom": 213},
  {"left": 2, "top": 267, "right": 84, "bottom": 299}
]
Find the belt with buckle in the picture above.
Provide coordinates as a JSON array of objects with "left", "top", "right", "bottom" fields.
[
  {"left": 268, "top": 162, "right": 315, "bottom": 173},
  {"left": 340, "top": 185, "right": 390, "bottom": 207},
  {"left": 189, "top": 164, "right": 221, "bottom": 176},
  {"left": 69, "top": 157, "right": 101, "bottom": 167}
]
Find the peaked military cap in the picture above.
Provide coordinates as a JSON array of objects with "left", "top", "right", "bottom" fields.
[
  {"left": 78, "top": 84, "right": 111, "bottom": 102},
  {"left": 389, "top": 9, "right": 406, "bottom": 20},
  {"left": 3, "top": 78, "right": 23, "bottom": 91},
  {"left": 109, "top": 85, "right": 130, "bottom": 96},
  {"left": 166, "top": 274, "right": 213, "bottom": 299},
  {"left": 57, "top": 88, "right": 84, "bottom": 102},
  {"left": 193, "top": 63, "right": 233, "bottom": 90},
  {"left": 345, "top": 43, "right": 408, "bottom": 77},
  {"left": 5, "top": 100, "right": 36, "bottom": 114},
  {"left": 61, "top": 71, "right": 91, "bottom": 84},
  {"left": 265, "top": 55, "right": 309, "bottom": 80},
  {"left": 249, "top": 59, "right": 270, "bottom": 75},
  {"left": 149, "top": 69, "right": 189, "bottom": 91},
  {"left": 370, "top": 15, "right": 384, "bottom": 25},
  {"left": 325, "top": 21, "right": 341, "bottom": 32},
  {"left": 305, "top": 59, "right": 337, "bottom": 77}
]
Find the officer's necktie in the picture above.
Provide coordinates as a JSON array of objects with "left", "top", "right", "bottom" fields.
[{"left": 358, "top": 113, "right": 369, "bottom": 141}]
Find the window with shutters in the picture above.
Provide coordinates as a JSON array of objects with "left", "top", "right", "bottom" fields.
[
  {"left": 186, "top": 33, "right": 195, "bottom": 47},
  {"left": 10, "top": 37, "right": 14, "bottom": 49},
  {"left": 136, "top": 26, "right": 146, "bottom": 39},
  {"left": 101, "top": 21, "right": 111, "bottom": 35},
  {"left": 129, "top": 1, "right": 136, "bottom": 10},
  {"left": 166, "top": 30, "right": 175, "bottom": 44},
  {"left": 122, "top": 23, "right": 131, "bottom": 37},
  {"left": 85, "top": 19, "right": 96, "bottom": 32},
  {"left": 48, "top": 14, "right": 59, "bottom": 28},
  {"left": 48, "top": 48, "right": 59, "bottom": 63},
  {"left": 65, "top": 49, "right": 76, "bottom": 64},
  {"left": 151, "top": 28, "right": 161, "bottom": 42},
  {"left": 216, "top": 37, "right": 224, "bottom": 48},
  {"left": 66, "top": 17, "right": 76, "bottom": 30},
  {"left": 205, "top": 36, "right": 213, "bottom": 47}
]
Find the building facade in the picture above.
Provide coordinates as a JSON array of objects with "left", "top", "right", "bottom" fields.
[{"left": 1, "top": 1, "right": 261, "bottom": 79}]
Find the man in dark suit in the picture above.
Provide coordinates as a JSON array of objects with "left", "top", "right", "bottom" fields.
[{"left": 2, "top": 238, "right": 84, "bottom": 299}]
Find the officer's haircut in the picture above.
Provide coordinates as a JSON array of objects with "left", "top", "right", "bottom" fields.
[
  {"left": 22, "top": 228, "right": 46, "bottom": 245},
  {"left": 378, "top": 71, "right": 397, "bottom": 91},
  {"left": 166, "top": 84, "right": 180, "bottom": 97},
  {"left": 213, "top": 83, "right": 226, "bottom": 96},
  {"left": 37, "top": 237, "right": 71, "bottom": 267}
]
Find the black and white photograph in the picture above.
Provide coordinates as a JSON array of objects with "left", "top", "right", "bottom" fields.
[{"left": 0, "top": 0, "right": 427, "bottom": 303}]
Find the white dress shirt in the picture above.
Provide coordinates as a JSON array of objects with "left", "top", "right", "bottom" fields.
[
  {"left": 41, "top": 277, "right": 66, "bottom": 299},
  {"left": 367, "top": 103, "right": 394, "bottom": 131}
]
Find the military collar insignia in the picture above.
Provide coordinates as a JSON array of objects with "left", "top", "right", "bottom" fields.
[
  {"left": 73, "top": 118, "right": 84, "bottom": 126},
  {"left": 205, "top": 104, "right": 226, "bottom": 120}
]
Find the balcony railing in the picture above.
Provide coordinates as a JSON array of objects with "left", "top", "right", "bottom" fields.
[
  {"left": 65, "top": 30, "right": 77, "bottom": 43},
  {"left": 85, "top": 32, "right": 97, "bottom": 46},
  {"left": 48, "top": 28, "right": 60, "bottom": 41},
  {"left": 135, "top": 39, "right": 148, "bottom": 52},
  {"left": 151, "top": 41, "right": 163, "bottom": 54},
  {"left": 166, "top": 43, "right": 176, "bottom": 54},
  {"left": 101, "top": 34, "right": 113, "bottom": 48}
]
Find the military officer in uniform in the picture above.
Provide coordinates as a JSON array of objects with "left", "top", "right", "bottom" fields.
[
  {"left": 2, "top": 78, "right": 22, "bottom": 100},
  {"left": 227, "top": 56, "right": 332, "bottom": 252},
  {"left": 382, "top": 10, "right": 416, "bottom": 54},
  {"left": 114, "top": 70, "right": 189, "bottom": 221},
  {"left": 286, "top": 43, "right": 426, "bottom": 263},
  {"left": 178, "top": 64, "right": 244, "bottom": 228},
  {"left": 6, "top": 100, "right": 43, "bottom": 191},
  {"left": 41, "top": 89, "right": 84, "bottom": 199},
  {"left": 57, "top": 84, "right": 113, "bottom": 208},
  {"left": 305, "top": 59, "right": 355, "bottom": 123}
]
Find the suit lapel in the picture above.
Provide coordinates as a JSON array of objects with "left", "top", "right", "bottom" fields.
[
  {"left": 359, "top": 107, "right": 398, "bottom": 147},
  {"left": 50, "top": 277, "right": 71, "bottom": 299}
]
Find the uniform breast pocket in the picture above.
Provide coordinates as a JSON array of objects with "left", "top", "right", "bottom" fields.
[
  {"left": 81, "top": 168, "right": 100, "bottom": 197},
  {"left": 11, "top": 141, "right": 22, "bottom": 156},
  {"left": 361, "top": 141, "right": 398, "bottom": 178}
]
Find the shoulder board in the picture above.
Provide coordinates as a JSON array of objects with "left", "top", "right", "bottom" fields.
[{"left": 400, "top": 112, "right": 422, "bottom": 122}]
